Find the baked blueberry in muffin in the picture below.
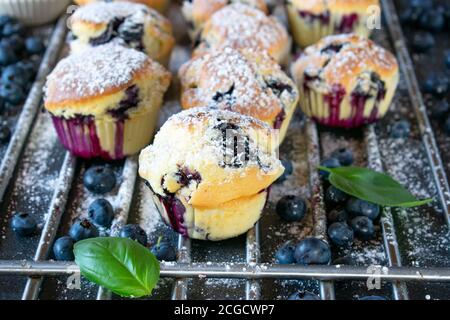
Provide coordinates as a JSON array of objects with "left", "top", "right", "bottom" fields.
[
  {"left": 291, "top": 34, "right": 399, "bottom": 128},
  {"left": 74, "top": 0, "right": 171, "bottom": 13},
  {"left": 193, "top": 3, "right": 291, "bottom": 65},
  {"left": 179, "top": 47, "right": 299, "bottom": 145},
  {"left": 44, "top": 43, "right": 171, "bottom": 160},
  {"left": 181, "top": 0, "right": 268, "bottom": 40},
  {"left": 139, "top": 108, "right": 284, "bottom": 240},
  {"left": 69, "top": 2, "right": 175, "bottom": 66},
  {"left": 286, "top": 0, "right": 380, "bottom": 48}
]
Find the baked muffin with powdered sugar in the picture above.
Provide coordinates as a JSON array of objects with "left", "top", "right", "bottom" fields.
[{"left": 74, "top": 0, "right": 171, "bottom": 13}]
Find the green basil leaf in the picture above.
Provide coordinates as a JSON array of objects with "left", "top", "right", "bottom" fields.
[
  {"left": 74, "top": 237, "right": 160, "bottom": 298},
  {"left": 319, "top": 166, "right": 433, "bottom": 208}
]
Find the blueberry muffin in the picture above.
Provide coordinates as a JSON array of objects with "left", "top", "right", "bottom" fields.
[
  {"left": 74, "top": 0, "right": 171, "bottom": 13},
  {"left": 181, "top": 0, "right": 268, "bottom": 40},
  {"left": 139, "top": 108, "right": 284, "bottom": 240},
  {"left": 193, "top": 3, "right": 291, "bottom": 65},
  {"left": 69, "top": 2, "right": 175, "bottom": 66},
  {"left": 179, "top": 47, "right": 299, "bottom": 145},
  {"left": 291, "top": 34, "right": 399, "bottom": 128},
  {"left": 286, "top": 0, "right": 380, "bottom": 48},
  {"left": 44, "top": 43, "right": 171, "bottom": 160}
]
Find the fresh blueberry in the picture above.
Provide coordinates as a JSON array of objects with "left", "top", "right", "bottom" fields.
[
  {"left": 328, "top": 222, "right": 354, "bottom": 247},
  {"left": 119, "top": 224, "right": 148, "bottom": 246},
  {"left": 0, "top": 82, "right": 25, "bottom": 105},
  {"left": 359, "top": 295, "right": 388, "bottom": 300},
  {"left": 331, "top": 148, "right": 353, "bottom": 166},
  {"left": 419, "top": 10, "right": 445, "bottom": 32},
  {"left": 2, "top": 22, "right": 24, "bottom": 37},
  {"left": 83, "top": 166, "right": 116, "bottom": 194},
  {"left": 294, "top": 237, "right": 331, "bottom": 265},
  {"left": 69, "top": 219, "right": 99, "bottom": 242},
  {"left": 275, "top": 159, "right": 293, "bottom": 183},
  {"left": 2, "top": 34, "right": 24, "bottom": 53},
  {"left": 288, "top": 292, "right": 321, "bottom": 300},
  {"left": 53, "top": 236, "right": 75, "bottom": 261},
  {"left": 11, "top": 212, "right": 37, "bottom": 237},
  {"left": 319, "top": 157, "right": 341, "bottom": 179},
  {"left": 346, "top": 198, "right": 380, "bottom": 220},
  {"left": 325, "top": 185, "right": 349, "bottom": 206},
  {"left": 275, "top": 241, "right": 296, "bottom": 264},
  {"left": 327, "top": 209, "right": 349, "bottom": 224},
  {"left": 431, "top": 100, "right": 449, "bottom": 119},
  {"left": 411, "top": 32, "right": 435, "bottom": 53},
  {"left": 25, "top": 37, "right": 45, "bottom": 55},
  {"left": 0, "top": 43, "right": 18, "bottom": 66},
  {"left": 444, "top": 116, "right": 450, "bottom": 136},
  {"left": 390, "top": 120, "right": 410, "bottom": 139},
  {"left": 16, "top": 60, "right": 38, "bottom": 81},
  {"left": 350, "top": 216, "right": 375, "bottom": 241},
  {"left": 0, "top": 126, "right": 11, "bottom": 144},
  {"left": 446, "top": 51, "right": 450, "bottom": 69},
  {"left": 2, "top": 65, "right": 28, "bottom": 87},
  {"left": 276, "top": 195, "right": 307, "bottom": 222},
  {"left": 88, "top": 199, "right": 115, "bottom": 228},
  {"left": 0, "top": 15, "right": 16, "bottom": 28},
  {"left": 151, "top": 240, "right": 177, "bottom": 261}
]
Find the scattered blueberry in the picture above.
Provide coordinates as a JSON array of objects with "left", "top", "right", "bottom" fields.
[
  {"left": 53, "top": 236, "right": 75, "bottom": 261},
  {"left": 151, "top": 240, "right": 177, "bottom": 261},
  {"left": 2, "top": 22, "right": 24, "bottom": 37},
  {"left": 88, "top": 199, "right": 115, "bottom": 228},
  {"left": 275, "top": 241, "right": 296, "bottom": 264},
  {"left": 319, "top": 157, "right": 341, "bottom": 179},
  {"left": 2, "top": 64, "right": 28, "bottom": 87},
  {"left": 0, "top": 15, "right": 16, "bottom": 28},
  {"left": 276, "top": 159, "right": 293, "bottom": 183},
  {"left": 328, "top": 222, "right": 354, "bottom": 247},
  {"left": 25, "top": 37, "right": 45, "bottom": 55},
  {"left": 325, "top": 185, "right": 349, "bottom": 206},
  {"left": 444, "top": 116, "right": 450, "bottom": 136},
  {"left": 2, "top": 34, "right": 24, "bottom": 53},
  {"left": 83, "top": 166, "right": 116, "bottom": 194},
  {"left": 350, "top": 216, "right": 375, "bottom": 241},
  {"left": 411, "top": 32, "right": 435, "bottom": 53},
  {"left": 359, "top": 295, "right": 388, "bottom": 300},
  {"left": 288, "top": 292, "right": 321, "bottom": 300},
  {"left": 16, "top": 60, "right": 37, "bottom": 81},
  {"left": 0, "top": 126, "right": 11, "bottom": 144},
  {"left": 446, "top": 51, "right": 450, "bottom": 69},
  {"left": 390, "top": 120, "right": 410, "bottom": 139},
  {"left": 419, "top": 10, "right": 445, "bottom": 32},
  {"left": 276, "top": 195, "right": 307, "bottom": 222},
  {"left": 422, "top": 74, "right": 449, "bottom": 97},
  {"left": 69, "top": 219, "right": 99, "bottom": 242},
  {"left": 11, "top": 212, "right": 37, "bottom": 237},
  {"left": 331, "top": 148, "right": 353, "bottom": 166},
  {"left": 119, "top": 224, "right": 148, "bottom": 246},
  {"left": 0, "top": 43, "right": 18, "bottom": 66},
  {"left": 431, "top": 100, "right": 449, "bottom": 119},
  {"left": 294, "top": 237, "right": 331, "bottom": 265},
  {"left": 346, "top": 198, "right": 380, "bottom": 220},
  {"left": 327, "top": 209, "right": 349, "bottom": 224}
]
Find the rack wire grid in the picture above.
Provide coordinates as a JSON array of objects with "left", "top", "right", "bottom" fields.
[{"left": 0, "top": 0, "right": 450, "bottom": 300}]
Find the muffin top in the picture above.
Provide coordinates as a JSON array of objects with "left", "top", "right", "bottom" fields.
[
  {"left": 194, "top": 3, "right": 289, "bottom": 62},
  {"left": 292, "top": 34, "right": 398, "bottom": 92},
  {"left": 179, "top": 47, "right": 298, "bottom": 124},
  {"left": 44, "top": 43, "right": 170, "bottom": 110},
  {"left": 287, "top": 0, "right": 380, "bottom": 13},
  {"left": 139, "top": 108, "right": 284, "bottom": 207}
]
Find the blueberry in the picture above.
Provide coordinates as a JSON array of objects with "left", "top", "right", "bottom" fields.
[
  {"left": 319, "top": 157, "right": 341, "bottom": 179},
  {"left": 2, "top": 34, "right": 24, "bottom": 53},
  {"left": 390, "top": 120, "right": 410, "bottom": 139},
  {"left": 346, "top": 198, "right": 380, "bottom": 220},
  {"left": 446, "top": 51, "right": 450, "bottom": 69},
  {"left": 422, "top": 74, "right": 449, "bottom": 97},
  {"left": 16, "top": 60, "right": 38, "bottom": 81},
  {"left": 88, "top": 199, "right": 115, "bottom": 228},
  {"left": 276, "top": 195, "right": 307, "bottom": 222},
  {"left": 151, "top": 240, "right": 177, "bottom": 261},
  {"left": 431, "top": 100, "right": 449, "bottom": 119},
  {"left": 0, "top": 15, "right": 16, "bottom": 28},
  {"left": 11, "top": 213, "right": 37, "bottom": 237},
  {"left": 275, "top": 159, "right": 293, "bottom": 183},
  {"left": 0, "top": 43, "right": 18, "bottom": 66},
  {"left": 25, "top": 37, "right": 45, "bottom": 55},
  {"left": 69, "top": 219, "right": 99, "bottom": 242},
  {"left": 350, "top": 216, "right": 375, "bottom": 241},
  {"left": 0, "top": 126, "right": 11, "bottom": 144},
  {"left": 331, "top": 148, "right": 353, "bottom": 166},
  {"left": 2, "top": 22, "right": 24, "bottom": 37},
  {"left": 411, "top": 32, "right": 435, "bottom": 53},
  {"left": 288, "top": 291, "right": 321, "bottom": 300},
  {"left": 0, "top": 82, "right": 25, "bottom": 105},
  {"left": 83, "top": 166, "right": 116, "bottom": 194},
  {"left": 2, "top": 65, "right": 28, "bottom": 87},
  {"left": 119, "top": 224, "right": 148, "bottom": 246},
  {"left": 328, "top": 222, "right": 354, "bottom": 247},
  {"left": 419, "top": 10, "right": 445, "bottom": 32},
  {"left": 359, "top": 295, "right": 387, "bottom": 300},
  {"left": 327, "top": 209, "right": 349, "bottom": 224},
  {"left": 325, "top": 185, "right": 349, "bottom": 206},
  {"left": 444, "top": 116, "right": 450, "bottom": 136},
  {"left": 294, "top": 237, "right": 331, "bottom": 265},
  {"left": 53, "top": 236, "right": 75, "bottom": 261},
  {"left": 275, "top": 241, "right": 296, "bottom": 264}
]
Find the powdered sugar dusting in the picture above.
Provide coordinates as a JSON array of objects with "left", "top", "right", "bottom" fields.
[{"left": 71, "top": 2, "right": 150, "bottom": 24}]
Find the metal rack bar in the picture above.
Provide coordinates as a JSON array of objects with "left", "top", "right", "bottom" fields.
[
  {"left": 0, "top": 16, "right": 67, "bottom": 202},
  {"left": 172, "top": 236, "right": 192, "bottom": 300},
  {"left": 382, "top": 0, "right": 450, "bottom": 228},
  {"left": 245, "top": 223, "right": 261, "bottom": 300}
]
